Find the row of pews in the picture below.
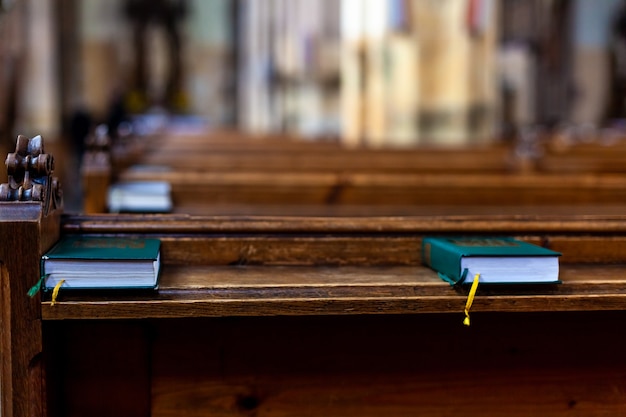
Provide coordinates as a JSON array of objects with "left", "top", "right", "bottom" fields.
[
  {"left": 82, "top": 128, "right": 626, "bottom": 216},
  {"left": 3, "top": 133, "right": 626, "bottom": 416}
]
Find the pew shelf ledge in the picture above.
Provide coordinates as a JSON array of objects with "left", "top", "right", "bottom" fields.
[{"left": 41, "top": 263, "right": 626, "bottom": 320}]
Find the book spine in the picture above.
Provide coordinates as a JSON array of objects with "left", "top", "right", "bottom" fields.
[{"left": 422, "top": 238, "right": 464, "bottom": 283}]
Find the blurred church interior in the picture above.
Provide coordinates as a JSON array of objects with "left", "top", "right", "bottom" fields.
[{"left": 1, "top": 0, "right": 626, "bottom": 211}]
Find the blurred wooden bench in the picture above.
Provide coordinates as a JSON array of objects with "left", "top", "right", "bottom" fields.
[
  {"left": 117, "top": 168, "right": 626, "bottom": 213},
  {"left": 4, "top": 136, "right": 626, "bottom": 416},
  {"left": 83, "top": 129, "right": 626, "bottom": 215},
  {"left": 125, "top": 131, "right": 519, "bottom": 216},
  {"left": 138, "top": 130, "right": 515, "bottom": 174}
]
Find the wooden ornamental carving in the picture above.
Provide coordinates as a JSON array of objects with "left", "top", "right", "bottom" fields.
[
  {"left": 0, "top": 134, "right": 63, "bottom": 213},
  {"left": 0, "top": 134, "right": 63, "bottom": 417}
]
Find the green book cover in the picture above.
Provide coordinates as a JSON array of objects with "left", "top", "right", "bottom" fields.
[
  {"left": 41, "top": 236, "right": 161, "bottom": 289},
  {"left": 422, "top": 237, "right": 561, "bottom": 285}
]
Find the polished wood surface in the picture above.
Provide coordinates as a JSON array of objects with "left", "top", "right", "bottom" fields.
[
  {"left": 0, "top": 136, "right": 63, "bottom": 417},
  {"left": 36, "top": 213, "right": 626, "bottom": 321},
  {"left": 8, "top": 133, "right": 626, "bottom": 416},
  {"left": 0, "top": 205, "right": 69, "bottom": 417},
  {"left": 4, "top": 207, "right": 626, "bottom": 416},
  {"left": 0, "top": 204, "right": 48, "bottom": 417}
]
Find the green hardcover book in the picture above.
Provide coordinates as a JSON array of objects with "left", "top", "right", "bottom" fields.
[
  {"left": 41, "top": 236, "right": 161, "bottom": 289},
  {"left": 422, "top": 237, "right": 561, "bottom": 285}
]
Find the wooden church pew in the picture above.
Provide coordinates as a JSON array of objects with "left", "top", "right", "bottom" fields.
[
  {"left": 122, "top": 128, "right": 626, "bottom": 176},
  {"left": 533, "top": 129, "right": 626, "bottom": 173},
  {"left": 4, "top": 137, "right": 626, "bottom": 416},
  {"left": 81, "top": 128, "right": 626, "bottom": 215},
  {"left": 139, "top": 129, "right": 516, "bottom": 174},
  {"left": 114, "top": 132, "right": 626, "bottom": 214},
  {"left": 81, "top": 128, "right": 521, "bottom": 214},
  {"left": 116, "top": 169, "right": 626, "bottom": 211}
]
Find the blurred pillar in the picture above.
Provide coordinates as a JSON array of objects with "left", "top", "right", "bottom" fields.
[
  {"left": 571, "top": 0, "right": 623, "bottom": 124},
  {"left": 80, "top": 0, "right": 123, "bottom": 118},
  {"left": 16, "top": 0, "right": 61, "bottom": 139}
]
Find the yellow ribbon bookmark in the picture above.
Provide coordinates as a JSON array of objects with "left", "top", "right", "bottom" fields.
[
  {"left": 50, "top": 279, "right": 66, "bottom": 306},
  {"left": 463, "top": 273, "right": 480, "bottom": 326}
]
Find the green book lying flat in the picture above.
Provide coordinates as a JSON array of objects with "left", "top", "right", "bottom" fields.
[
  {"left": 42, "top": 236, "right": 161, "bottom": 289},
  {"left": 422, "top": 237, "right": 560, "bottom": 285}
]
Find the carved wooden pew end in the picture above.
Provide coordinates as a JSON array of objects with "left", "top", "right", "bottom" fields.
[{"left": 1, "top": 134, "right": 63, "bottom": 417}]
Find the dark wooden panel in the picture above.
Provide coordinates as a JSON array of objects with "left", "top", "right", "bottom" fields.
[
  {"left": 44, "top": 321, "right": 151, "bottom": 417},
  {"left": 1, "top": 202, "right": 61, "bottom": 417},
  {"left": 150, "top": 313, "right": 626, "bottom": 417}
]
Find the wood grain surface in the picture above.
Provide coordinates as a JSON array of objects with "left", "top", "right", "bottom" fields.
[
  {"left": 37, "top": 213, "right": 626, "bottom": 320},
  {"left": 1, "top": 202, "right": 61, "bottom": 417},
  {"left": 9, "top": 203, "right": 626, "bottom": 416},
  {"left": 43, "top": 312, "right": 626, "bottom": 417}
]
